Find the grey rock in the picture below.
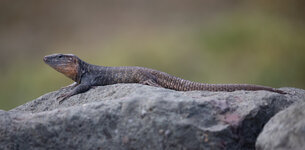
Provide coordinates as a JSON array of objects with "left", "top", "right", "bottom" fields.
[
  {"left": 256, "top": 99, "right": 305, "bottom": 150},
  {"left": 0, "top": 84, "right": 304, "bottom": 150}
]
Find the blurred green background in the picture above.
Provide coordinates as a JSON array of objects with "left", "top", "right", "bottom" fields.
[{"left": 0, "top": 0, "right": 304, "bottom": 110}]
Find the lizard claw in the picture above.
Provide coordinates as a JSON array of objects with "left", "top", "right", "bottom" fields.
[{"left": 57, "top": 93, "right": 70, "bottom": 104}]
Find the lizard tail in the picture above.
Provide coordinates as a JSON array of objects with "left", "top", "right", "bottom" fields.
[
  {"left": 193, "top": 83, "right": 286, "bottom": 94},
  {"left": 152, "top": 70, "right": 286, "bottom": 94}
]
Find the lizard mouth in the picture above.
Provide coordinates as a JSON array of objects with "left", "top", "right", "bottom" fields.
[
  {"left": 43, "top": 54, "right": 57, "bottom": 64},
  {"left": 43, "top": 54, "right": 66, "bottom": 65},
  {"left": 43, "top": 56, "right": 48, "bottom": 63},
  {"left": 43, "top": 56, "right": 53, "bottom": 65}
]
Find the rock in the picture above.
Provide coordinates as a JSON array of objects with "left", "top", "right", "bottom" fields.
[
  {"left": 0, "top": 84, "right": 304, "bottom": 150},
  {"left": 256, "top": 100, "right": 305, "bottom": 150}
]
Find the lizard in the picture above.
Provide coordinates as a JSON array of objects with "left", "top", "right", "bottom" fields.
[{"left": 43, "top": 53, "right": 286, "bottom": 103}]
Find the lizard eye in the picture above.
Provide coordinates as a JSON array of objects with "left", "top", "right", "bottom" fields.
[{"left": 58, "top": 55, "right": 63, "bottom": 58}]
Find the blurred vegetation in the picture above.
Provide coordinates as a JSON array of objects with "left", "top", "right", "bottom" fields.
[{"left": 0, "top": 0, "right": 304, "bottom": 110}]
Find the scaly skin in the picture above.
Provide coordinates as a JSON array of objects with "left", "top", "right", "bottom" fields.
[{"left": 43, "top": 54, "right": 286, "bottom": 103}]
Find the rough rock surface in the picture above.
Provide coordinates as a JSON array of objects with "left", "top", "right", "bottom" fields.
[
  {"left": 256, "top": 100, "right": 305, "bottom": 150},
  {"left": 0, "top": 84, "right": 304, "bottom": 150}
]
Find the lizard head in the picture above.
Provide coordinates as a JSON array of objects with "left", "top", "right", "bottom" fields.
[{"left": 44, "top": 54, "right": 80, "bottom": 81}]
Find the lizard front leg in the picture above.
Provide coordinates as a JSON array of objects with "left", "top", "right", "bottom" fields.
[{"left": 57, "top": 83, "right": 91, "bottom": 104}]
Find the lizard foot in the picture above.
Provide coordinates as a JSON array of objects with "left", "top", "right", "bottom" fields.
[
  {"left": 142, "top": 80, "right": 161, "bottom": 87},
  {"left": 57, "top": 93, "right": 71, "bottom": 104}
]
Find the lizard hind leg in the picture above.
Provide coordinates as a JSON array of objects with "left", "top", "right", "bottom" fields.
[{"left": 141, "top": 79, "right": 161, "bottom": 88}]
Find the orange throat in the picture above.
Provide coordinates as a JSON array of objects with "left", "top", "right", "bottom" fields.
[{"left": 54, "top": 64, "right": 78, "bottom": 81}]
